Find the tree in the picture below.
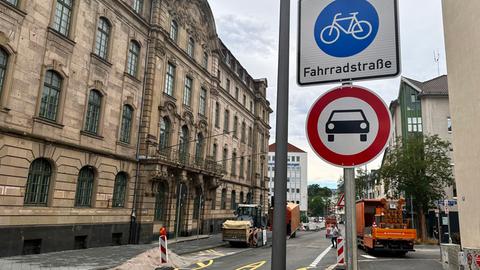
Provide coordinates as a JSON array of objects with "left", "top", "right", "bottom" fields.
[
  {"left": 307, "top": 185, "right": 333, "bottom": 217},
  {"left": 379, "top": 135, "right": 454, "bottom": 241}
]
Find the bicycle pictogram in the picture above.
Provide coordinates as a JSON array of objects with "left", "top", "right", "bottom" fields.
[{"left": 320, "top": 12, "right": 373, "bottom": 44}]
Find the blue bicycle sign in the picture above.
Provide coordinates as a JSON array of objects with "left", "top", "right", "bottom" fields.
[{"left": 314, "top": 0, "right": 379, "bottom": 58}]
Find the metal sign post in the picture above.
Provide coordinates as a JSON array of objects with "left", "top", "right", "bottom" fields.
[
  {"left": 272, "top": 0, "right": 290, "bottom": 269},
  {"left": 344, "top": 168, "right": 358, "bottom": 270}
]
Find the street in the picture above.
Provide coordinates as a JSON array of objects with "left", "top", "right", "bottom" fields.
[{"left": 179, "top": 231, "right": 442, "bottom": 270}]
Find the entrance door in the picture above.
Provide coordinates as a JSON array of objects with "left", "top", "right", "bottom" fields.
[{"left": 175, "top": 183, "right": 188, "bottom": 237}]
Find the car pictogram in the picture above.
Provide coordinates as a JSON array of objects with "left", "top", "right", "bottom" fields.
[{"left": 325, "top": 109, "right": 370, "bottom": 142}]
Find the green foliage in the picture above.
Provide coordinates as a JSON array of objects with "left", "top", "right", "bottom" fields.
[
  {"left": 307, "top": 184, "right": 332, "bottom": 217},
  {"left": 379, "top": 134, "right": 454, "bottom": 212}
]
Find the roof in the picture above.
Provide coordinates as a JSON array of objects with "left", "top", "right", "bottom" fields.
[
  {"left": 269, "top": 143, "right": 306, "bottom": 153},
  {"left": 403, "top": 75, "right": 449, "bottom": 96}
]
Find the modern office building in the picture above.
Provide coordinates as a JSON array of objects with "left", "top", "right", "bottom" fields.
[{"left": 268, "top": 143, "right": 308, "bottom": 212}]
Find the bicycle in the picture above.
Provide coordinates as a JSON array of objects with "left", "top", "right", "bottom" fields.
[{"left": 320, "top": 12, "right": 373, "bottom": 44}]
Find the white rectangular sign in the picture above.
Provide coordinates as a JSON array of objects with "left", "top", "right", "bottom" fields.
[{"left": 298, "top": 0, "right": 400, "bottom": 85}]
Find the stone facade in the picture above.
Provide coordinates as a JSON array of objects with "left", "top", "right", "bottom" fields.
[
  {"left": 135, "top": 0, "right": 271, "bottom": 241},
  {"left": 0, "top": 0, "right": 271, "bottom": 256}
]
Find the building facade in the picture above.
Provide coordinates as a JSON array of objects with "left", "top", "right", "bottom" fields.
[
  {"left": 443, "top": 0, "right": 480, "bottom": 252},
  {"left": 0, "top": 0, "right": 271, "bottom": 256},
  {"left": 268, "top": 143, "right": 308, "bottom": 212},
  {"left": 376, "top": 75, "right": 458, "bottom": 241}
]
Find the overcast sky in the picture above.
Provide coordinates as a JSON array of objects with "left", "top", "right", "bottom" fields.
[{"left": 209, "top": 0, "right": 447, "bottom": 189}]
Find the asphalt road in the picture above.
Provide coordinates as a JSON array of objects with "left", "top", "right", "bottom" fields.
[{"left": 181, "top": 230, "right": 443, "bottom": 270}]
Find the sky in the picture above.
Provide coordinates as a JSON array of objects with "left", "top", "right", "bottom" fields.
[{"left": 208, "top": 0, "right": 447, "bottom": 189}]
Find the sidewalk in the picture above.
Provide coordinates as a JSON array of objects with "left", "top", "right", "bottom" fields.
[{"left": 0, "top": 234, "right": 226, "bottom": 270}]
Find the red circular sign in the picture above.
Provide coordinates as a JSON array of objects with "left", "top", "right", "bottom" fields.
[{"left": 306, "top": 85, "right": 392, "bottom": 167}]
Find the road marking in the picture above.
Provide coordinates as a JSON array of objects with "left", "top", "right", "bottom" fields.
[
  {"left": 361, "top": 254, "right": 376, "bottom": 259},
  {"left": 296, "top": 267, "right": 313, "bottom": 270},
  {"left": 235, "top": 261, "right": 266, "bottom": 270},
  {"left": 309, "top": 245, "right": 333, "bottom": 267},
  {"left": 193, "top": 260, "right": 214, "bottom": 269}
]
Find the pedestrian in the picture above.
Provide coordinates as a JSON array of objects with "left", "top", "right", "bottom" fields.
[{"left": 331, "top": 224, "right": 340, "bottom": 248}]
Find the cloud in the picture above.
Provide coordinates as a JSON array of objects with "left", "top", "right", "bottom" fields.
[{"left": 209, "top": 0, "right": 447, "bottom": 183}]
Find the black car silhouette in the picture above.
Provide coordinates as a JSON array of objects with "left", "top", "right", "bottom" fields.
[{"left": 325, "top": 110, "right": 369, "bottom": 142}]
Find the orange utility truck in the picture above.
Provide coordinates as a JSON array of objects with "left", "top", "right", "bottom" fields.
[
  {"left": 268, "top": 202, "right": 300, "bottom": 238},
  {"left": 356, "top": 198, "right": 416, "bottom": 255}
]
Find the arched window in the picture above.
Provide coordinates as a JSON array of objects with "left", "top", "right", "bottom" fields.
[
  {"left": 195, "top": 133, "right": 204, "bottom": 164},
  {"left": 179, "top": 125, "right": 189, "bottom": 162},
  {"left": 233, "top": 116, "right": 238, "bottom": 137},
  {"left": 224, "top": 109, "right": 230, "bottom": 132},
  {"left": 222, "top": 147, "right": 228, "bottom": 171},
  {"left": 221, "top": 188, "right": 227, "bottom": 210},
  {"left": 231, "top": 151, "right": 237, "bottom": 175},
  {"left": 24, "top": 159, "right": 52, "bottom": 206},
  {"left": 159, "top": 117, "right": 171, "bottom": 152},
  {"left": 112, "top": 172, "right": 127, "bottom": 207},
  {"left": 214, "top": 102, "right": 220, "bottom": 128},
  {"left": 187, "top": 37, "right": 195, "bottom": 57},
  {"left": 75, "top": 166, "right": 95, "bottom": 207},
  {"left": 94, "top": 17, "right": 111, "bottom": 59},
  {"left": 0, "top": 48, "right": 8, "bottom": 95},
  {"left": 154, "top": 182, "right": 167, "bottom": 221},
  {"left": 170, "top": 20, "right": 178, "bottom": 42},
  {"left": 231, "top": 190, "right": 236, "bottom": 210},
  {"left": 240, "top": 191, "right": 244, "bottom": 204},
  {"left": 39, "top": 70, "right": 62, "bottom": 121},
  {"left": 84, "top": 90, "right": 102, "bottom": 134},
  {"left": 53, "top": 0, "right": 73, "bottom": 36},
  {"left": 120, "top": 105, "right": 133, "bottom": 143},
  {"left": 193, "top": 187, "right": 202, "bottom": 219},
  {"left": 241, "top": 122, "right": 246, "bottom": 142},
  {"left": 127, "top": 41, "right": 140, "bottom": 77}
]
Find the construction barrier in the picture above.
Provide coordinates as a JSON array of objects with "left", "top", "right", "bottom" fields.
[
  {"left": 159, "top": 235, "right": 168, "bottom": 264},
  {"left": 337, "top": 237, "right": 345, "bottom": 267}
]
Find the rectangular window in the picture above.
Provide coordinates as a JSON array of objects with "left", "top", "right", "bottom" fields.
[
  {"left": 5, "top": 0, "right": 18, "bottom": 7},
  {"left": 447, "top": 117, "right": 452, "bottom": 132},
  {"left": 224, "top": 110, "right": 229, "bottom": 132},
  {"left": 164, "top": 63, "right": 175, "bottom": 96},
  {"left": 132, "top": 0, "right": 143, "bottom": 14},
  {"left": 235, "top": 87, "right": 239, "bottom": 99},
  {"left": 410, "top": 93, "right": 418, "bottom": 103},
  {"left": 226, "top": 79, "right": 231, "bottom": 92},
  {"left": 250, "top": 101, "right": 253, "bottom": 112},
  {"left": 243, "top": 95, "right": 246, "bottom": 106},
  {"left": 199, "top": 88, "right": 207, "bottom": 116},
  {"left": 53, "top": 0, "right": 73, "bottom": 37},
  {"left": 126, "top": 41, "right": 140, "bottom": 77},
  {"left": 183, "top": 77, "right": 192, "bottom": 106},
  {"left": 215, "top": 102, "right": 220, "bottom": 128}
]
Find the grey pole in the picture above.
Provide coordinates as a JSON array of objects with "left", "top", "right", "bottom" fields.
[
  {"left": 271, "top": 0, "right": 290, "bottom": 269},
  {"left": 344, "top": 168, "right": 358, "bottom": 270}
]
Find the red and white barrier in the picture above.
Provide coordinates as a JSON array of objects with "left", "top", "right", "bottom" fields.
[
  {"left": 159, "top": 235, "right": 168, "bottom": 264},
  {"left": 337, "top": 237, "right": 345, "bottom": 266}
]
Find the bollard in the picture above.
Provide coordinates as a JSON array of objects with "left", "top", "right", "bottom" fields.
[
  {"left": 159, "top": 235, "right": 168, "bottom": 264},
  {"left": 336, "top": 237, "right": 345, "bottom": 269}
]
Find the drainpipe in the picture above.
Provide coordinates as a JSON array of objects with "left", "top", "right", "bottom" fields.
[{"left": 129, "top": 0, "right": 155, "bottom": 245}]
